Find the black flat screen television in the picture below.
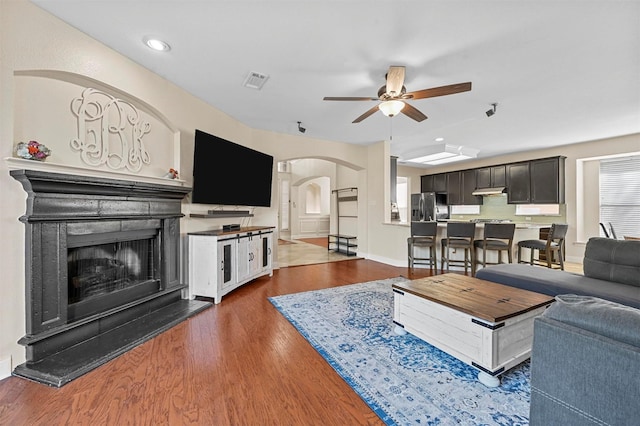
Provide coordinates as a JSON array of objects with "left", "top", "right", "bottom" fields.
[{"left": 191, "top": 129, "right": 274, "bottom": 207}]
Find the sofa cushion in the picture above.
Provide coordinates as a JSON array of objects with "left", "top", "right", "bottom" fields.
[
  {"left": 583, "top": 237, "right": 640, "bottom": 287},
  {"left": 543, "top": 294, "right": 640, "bottom": 347},
  {"left": 476, "top": 264, "right": 640, "bottom": 309}
]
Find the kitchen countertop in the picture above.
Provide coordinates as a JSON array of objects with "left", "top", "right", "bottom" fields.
[{"left": 389, "top": 220, "right": 552, "bottom": 229}]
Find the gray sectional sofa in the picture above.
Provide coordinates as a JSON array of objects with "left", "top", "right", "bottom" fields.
[
  {"left": 476, "top": 237, "right": 640, "bottom": 309},
  {"left": 476, "top": 237, "right": 640, "bottom": 424}
]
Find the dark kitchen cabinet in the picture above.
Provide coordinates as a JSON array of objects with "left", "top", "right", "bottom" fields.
[
  {"left": 507, "top": 157, "right": 565, "bottom": 204},
  {"left": 421, "top": 173, "right": 447, "bottom": 193},
  {"left": 421, "top": 175, "right": 434, "bottom": 193},
  {"left": 462, "top": 169, "right": 482, "bottom": 205},
  {"left": 420, "top": 156, "right": 564, "bottom": 205},
  {"left": 446, "top": 170, "right": 481, "bottom": 205},
  {"left": 492, "top": 165, "right": 506, "bottom": 187},
  {"left": 476, "top": 167, "right": 491, "bottom": 189},
  {"left": 531, "top": 157, "right": 565, "bottom": 203},
  {"left": 507, "top": 162, "right": 531, "bottom": 203},
  {"left": 476, "top": 165, "right": 506, "bottom": 189},
  {"left": 433, "top": 173, "right": 447, "bottom": 192},
  {"left": 446, "top": 172, "right": 462, "bottom": 205}
]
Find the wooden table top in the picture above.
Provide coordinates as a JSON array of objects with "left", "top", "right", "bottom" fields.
[{"left": 392, "top": 273, "right": 555, "bottom": 323}]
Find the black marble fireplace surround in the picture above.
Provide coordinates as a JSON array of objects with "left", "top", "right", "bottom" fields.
[{"left": 10, "top": 169, "right": 211, "bottom": 387}]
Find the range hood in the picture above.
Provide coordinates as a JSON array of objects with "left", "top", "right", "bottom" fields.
[{"left": 472, "top": 187, "right": 506, "bottom": 196}]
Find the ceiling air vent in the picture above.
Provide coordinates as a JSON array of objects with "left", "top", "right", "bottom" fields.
[{"left": 243, "top": 71, "right": 269, "bottom": 90}]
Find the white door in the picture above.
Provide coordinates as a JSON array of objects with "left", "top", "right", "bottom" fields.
[{"left": 279, "top": 178, "right": 290, "bottom": 231}]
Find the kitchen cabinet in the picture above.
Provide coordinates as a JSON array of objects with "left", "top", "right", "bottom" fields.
[
  {"left": 506, "top": 162, "right": 531, "bottom": 203},
  {"left": 433, "top": 173, "right": 447, "bottom": 192},
  {"left": 446, "top": 172, "right": 462, "bottom": 205},
  {"left": 531, "top": 157, "right": 565, "bottom": 203},
  {"left": 507, "top": 157, "right": 565, "bottom": 204},
  {"left": 420, "top": 156, "right": 564, "bottom": 205},
  {"left": 188, "top": 226, "right": 274, "bottom": 303},
  {"left": 422, "top": 173, "right": 448, "bottom": 193},
  {"left": 462, "top": 169, "right": 482, "bottom": 205},
  {"left": 421, "top": 175, "right": 434, "bottom": 193},
  {"left": 477, "top": 165, "right": 506, "bottom": 189},
  {"left": 446, "top": 170, "right": 482, "bottom": 205}
]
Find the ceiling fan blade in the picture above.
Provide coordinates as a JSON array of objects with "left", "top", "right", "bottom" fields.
[
  {"left": 401, "top": 103, "right": 428, "bottom": 122},
  {"left": 404, "top": 82, "right": 472, "bottom": 100},
  {"left": 324, "top": 96, "right": 378, "bottom": 101},
  {"left": 352, "top": 105, "right": 381, "bottom": 123},
  {"left": 385, "top": 66, "right": 406, "bottom": 97}
]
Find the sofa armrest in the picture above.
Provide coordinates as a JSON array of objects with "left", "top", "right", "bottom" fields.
[{"left": 529, "top": 295, "right": 640, "bottom": 425}]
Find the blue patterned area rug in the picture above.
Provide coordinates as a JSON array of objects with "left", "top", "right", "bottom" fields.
[{"left": 269, "top": 277, "right": 530, "bottom": 426}]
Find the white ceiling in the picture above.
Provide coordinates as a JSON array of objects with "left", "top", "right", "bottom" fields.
[{"left": 31, "top": 0, "right": 640, "bottom": 165}]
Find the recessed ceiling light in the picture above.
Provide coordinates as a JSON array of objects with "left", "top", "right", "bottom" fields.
[
  {"left": 143, "top": 36, "right": 171, "bottom": 52},
  {"left": 435, "top": 137, "right": 444, "bottom": 142}
]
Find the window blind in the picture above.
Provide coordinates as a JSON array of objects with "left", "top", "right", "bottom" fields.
[{"left": 599, "top": 155, "right": 640, "bottom": 238}]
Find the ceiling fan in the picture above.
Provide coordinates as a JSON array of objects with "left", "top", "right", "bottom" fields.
[{"left": 323, "top": 66, "right": 472, "bottom": 123}]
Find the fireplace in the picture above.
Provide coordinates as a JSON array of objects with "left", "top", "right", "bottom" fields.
[
  {"left": 10, "top": 169, "right": 211, "bottom": 387},
  {"left": 67, "top": 230, "right": 160, "bottom": 321}
]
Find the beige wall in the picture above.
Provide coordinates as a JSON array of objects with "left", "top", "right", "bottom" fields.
[
  {"left": 0, "top": 0, "right": 371, "bottom": 375},
  {"left": 1, "top": 0, "right": 639, "bottom": 378}
]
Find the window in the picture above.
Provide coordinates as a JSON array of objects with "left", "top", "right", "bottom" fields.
[
  {"left": 599, "top": 155, "right": 640, "bottom": 238},
  {"left": 451, "top": 205, "right": 481, "bottom": 215},
  {"left": 515, "top": 204, "right": 560, "bottom": 216}
]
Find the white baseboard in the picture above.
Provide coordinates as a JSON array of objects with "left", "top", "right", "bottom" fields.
[{"left": 0, "top": 356, "right": 12, "bottom": 381}]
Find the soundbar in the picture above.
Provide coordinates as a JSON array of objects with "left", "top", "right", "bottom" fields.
[{"left": 207, "top": 210, "right": 251, "bottom": 215}]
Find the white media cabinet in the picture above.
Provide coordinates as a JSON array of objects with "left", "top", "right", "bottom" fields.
[{"left": 188, "top": 226, "right": 274, "bottom": 304}]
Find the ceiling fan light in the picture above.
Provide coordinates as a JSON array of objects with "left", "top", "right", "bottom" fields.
[{"left": 378, "top": 100, "right": 405, "bottom": 117}]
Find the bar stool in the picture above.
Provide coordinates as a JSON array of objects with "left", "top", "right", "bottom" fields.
[
  {"left": 407, "top": 221, "right": 438, "bottom": 271},
  {"left": 441, "top": 222, "right": 476, "bottom": 275},
  {"left": 517, "top": 223, "right": 569, "bottom": 270},
  {"left": 473, "top": 222, "right": 516, "bottom": 275}
]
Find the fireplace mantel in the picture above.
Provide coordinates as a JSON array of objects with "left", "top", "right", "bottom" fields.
[
  {"left": 5, "top": 157, "right": 187, "bottom": 187},
  {"left": 10, "top": 169, "right": 211, "bottom": 387},
  {"left": 11, "top": 168, "right": 191, "bottom": 221}
]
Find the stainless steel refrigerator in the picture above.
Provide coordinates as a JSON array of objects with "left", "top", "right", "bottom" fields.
[{"left": 411, "top": 192, "right": 436, "bottom": 222}]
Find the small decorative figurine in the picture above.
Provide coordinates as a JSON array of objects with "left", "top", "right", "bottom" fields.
[
  {"left": 163, "top": 168, "right": 179, "bottom": 179},
  {"left": 16, "top": 140, "right": 51, "bottom": 161}
]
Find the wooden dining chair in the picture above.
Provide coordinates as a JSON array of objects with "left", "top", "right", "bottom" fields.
[
  {"left": 407, "top": 221, "right": 438, "bottom": 271},
  {"left": 441, "top": 222, "right": 476, "bottom": 275},
  {"left": 517, "top": 223, "right": 569, "bottom": 270},
  {"left": 473, "top": 222, "right": 516, "bottom": 275}
]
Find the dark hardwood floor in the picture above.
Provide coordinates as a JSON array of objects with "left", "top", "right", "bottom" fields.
[{"left": 0, "top": 259, "right": 434, "bottom": 426}]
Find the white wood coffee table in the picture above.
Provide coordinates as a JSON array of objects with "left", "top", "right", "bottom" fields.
[{"left": 392, "top": 273, "right": 554, "bottom": 387}]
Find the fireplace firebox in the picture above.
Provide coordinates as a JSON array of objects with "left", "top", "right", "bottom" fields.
[
  {"left": 67, "top": 230, "right": 160, "bottom": 321},
  {"left": 10, "top": 169, "right": 211, "bottom": 387}
]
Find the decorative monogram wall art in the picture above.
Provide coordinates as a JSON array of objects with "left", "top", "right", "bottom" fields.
[{"left": 70, "top": 88, "right": 151, "bottom": 172}]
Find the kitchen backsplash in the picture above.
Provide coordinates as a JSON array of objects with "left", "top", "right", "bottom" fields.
[{"left": 449, "top": 194, "right": 566, "bottom": 224}]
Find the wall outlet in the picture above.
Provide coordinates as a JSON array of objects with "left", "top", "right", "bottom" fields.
[{"left": 525, "top": 217, "right": 532, "bottom": 221}]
